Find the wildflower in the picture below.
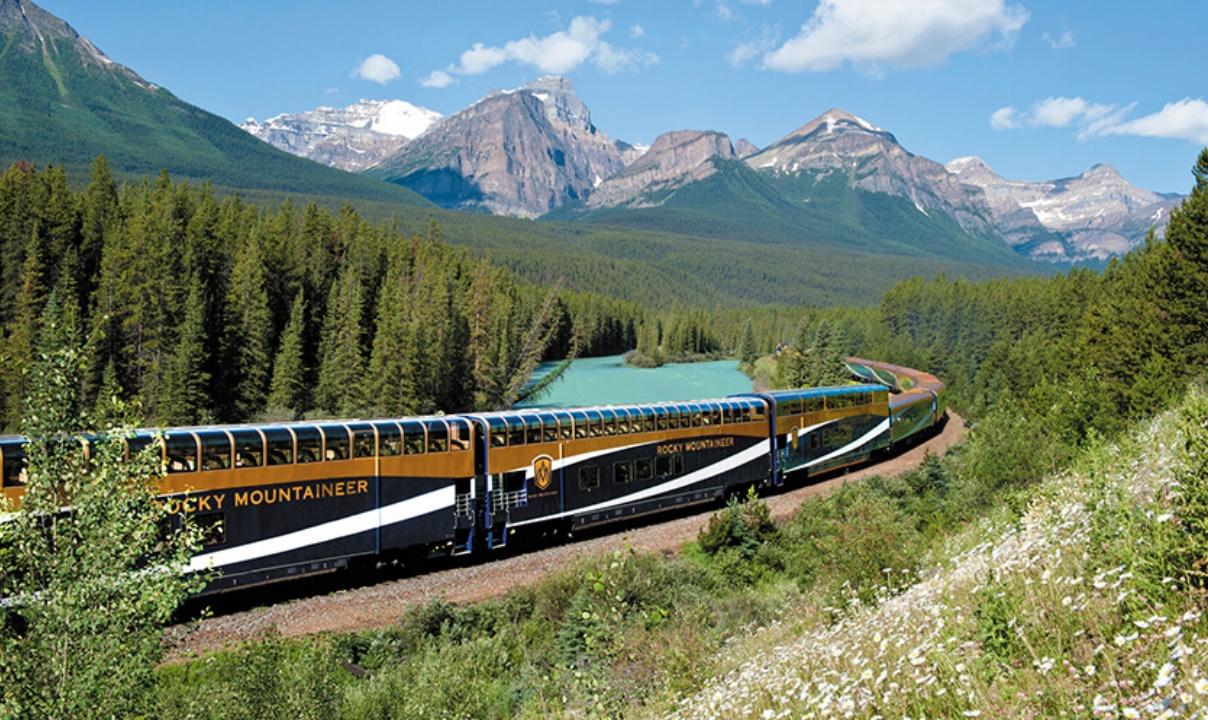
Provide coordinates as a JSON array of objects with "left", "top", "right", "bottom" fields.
[
  {"left": 1195, "top": 677, "right": 1208, "bottom": 695},
  {"left": 1122, "top": 708, "right": 1140, "bottom": 719},
  {"left": 1154, "top": 662, "right": 1177, "bottom": 689},
  {"left": 962, "top": 711, "right": 981, "bottom": 717},
  {"left": 1084, "top": 664, "right": 1096, "bottom": 676}
]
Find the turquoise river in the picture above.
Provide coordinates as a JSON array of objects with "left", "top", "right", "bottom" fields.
[{"left": 517, "top": 354, "right": 753, "bottom": 408}]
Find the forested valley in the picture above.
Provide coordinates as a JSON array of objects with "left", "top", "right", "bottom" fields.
[{"left": 0, "top": 157, "right": 643, "bottom": 432}]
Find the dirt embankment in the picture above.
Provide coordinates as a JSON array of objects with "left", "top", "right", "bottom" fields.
[{"left": 167, "top": 413, "right": 966, "bottom": 660}]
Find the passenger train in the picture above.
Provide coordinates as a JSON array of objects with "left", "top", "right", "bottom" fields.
[{"left": 0, "top": 357, "right": 945, "bottom": 595}]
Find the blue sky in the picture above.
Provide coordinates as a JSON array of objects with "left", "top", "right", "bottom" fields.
[{"left": 40, "top": 0, "right": 1208, "bottom": 193}]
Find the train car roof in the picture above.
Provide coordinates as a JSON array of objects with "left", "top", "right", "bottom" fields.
[
  {"left": 468, "top": 396, "right": 766, "bottom": 425},
  {"left": 755, "top": 384, "right": 889, "bottom": 403}
]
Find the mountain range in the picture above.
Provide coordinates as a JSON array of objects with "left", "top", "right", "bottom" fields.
[
  {"left": 0, "top": 0, "right": 428, "bottom": 205},
  {"left": 248, "top": 78, "right": 1182, "bottom": 263}
]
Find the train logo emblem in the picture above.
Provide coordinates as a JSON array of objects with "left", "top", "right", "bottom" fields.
[{"left": 533, "top": 455, "right": 553, "bottom": 490}]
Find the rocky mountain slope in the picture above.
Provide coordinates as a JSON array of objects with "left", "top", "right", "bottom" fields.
[
  {"left": 946, "top": 156, "right": 1183, "bottom": 261},
  {"left": 745, "top": 109, "right": 994, "bottom": 237},
  {"left": 0, "top": 0, "right": 430, "bottom": 205},
  {"left": 367, "top": 76, "right": 631, "bottom": 217},
  {"left": 584, "top": 130, "right": 737, "bottom": 208},
  {"left": 241, "top": 100, "right": 441, "bottom": 172}
]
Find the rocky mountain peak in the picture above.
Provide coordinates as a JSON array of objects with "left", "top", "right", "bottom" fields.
[
  {"left": 241, "top": 98, "right": 442, "bottom": 173},
  {"left": 1082, "top": 163, "right": 1123, "bottom": 180},
  {"left": 585, "top": 130, "right": 736, "bottom": 209},
  {"left": 786, "top": 108, "right": 887, "bottom": 140},
  {"left": 1, "top": 0, "right": 147, "bottom": 83},
  {"left": 734, "top": 138, "right": 760, "bottom": 159}
]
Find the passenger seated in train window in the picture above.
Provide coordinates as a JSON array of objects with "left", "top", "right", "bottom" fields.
[
  {"left": 201, "top": 443, "right": 231, "bottom": 472},
  {"left": 3, "top": 458, "right": 28, "bottom": 487},
  {"left": 574, "top": 422, "right": 588, "bottom": 440},
  {"left": 449, "top": 429, "right": 471, "bottom": 451},
  {"left": 508, "top": 426, "right": 525, "bottom": 446},
  {"left": 235, "top": 442, "right": 263, "bottom": 468},
  {"left": 542, "top": 425, "right": 558, "bottom": 443},
  {"left": 428, "top": 431, "right": 448, "bottom": 453},
  {"left": 701, "top": 411, "right": 712, "bottom": 426},
  {"left": 353, "top": 432, "right": 375, "bottom": 458},
  {"left": 559, "top": 423, "right": 573, "bottom": 441},
  {"left": 165, "top": 441, "right": 197, "bottom": 474},
  {"left": 644, "top": 416, "right": 656, "bottom": 432},
  {"left": 491, "top": 429, "right": 508, "bottom": 448},
  {"left": 668, "top": 413, "right": 681, "bottom": 430},
  {"left": 266, "top": 439, "right": 294, "bottom": 465},
  {"left": 379, "top": 431, "right": 403, "bottom": 456},
  {"left": 527, "top": 424, "right": 542, "bottom": 444},
  {"left": 635, "top": 458, "right": 654, "bottom": 482},
  {"left": 404, "top": 432, "right": 426, "bottom": 455},
  {"left": 589, "top": 421, "right": 603, "bottom": 438},
  {"left": 325, "top": 435, "right": 350, "bottom": 461},
  {"left": 297, "top": 437, "right": 322, "bottom": 463}
]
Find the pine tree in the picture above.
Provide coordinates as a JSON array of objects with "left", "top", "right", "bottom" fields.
[
  {"left": 266, "top": 292, "right": 308, "bottom": 419},
  {"left": 158, "top": 274, "right": 210, "bottom": 425},
  {"left": 79, "top": 156, "right": 118, "bottom": 299},
  {"left": 316, "top": 262, "right": 368, "bottom": 416},
  {"left": 1159, "top": 147, "right": 1208, "bottom": 368},
  {"left": 739, "top": 318, "right": 758, "bottom": 366},
  {"left": 368, "top": 239, "right": 421, "bottom": 415},
  {"left": 224, "top": 233, "right": 274, "bottom": 420}
]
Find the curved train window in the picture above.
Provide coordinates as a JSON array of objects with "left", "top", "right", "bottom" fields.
[
  {"left": 403, "top": 423, "right": 426, "bottom": 455},
  {"left": 541, "top": 416, "right": 558, "bottom": 443},
  {"left": 523, "top": 417, "right": 540, "bottom": 445},
  {"left": 752, "top": 404, "right": 767, "bottom": 422},
  {"left": 655, "top": 408, "right": 669, "bottom": 432},
  {"left": 264, "top": 428, "right": 294, "bottom": 465},
  {"left": 376, "top": 423, "right": 402, "bottom": 456},
  {"left": 642, "top": 409, "right": 656, "bottom": 433},
  {"left": 125, "top": 434, "right": 155, "bottom": 461},
  {"left": 322, "top": 427, "right": 350, "bottom": 461},
  {"left": 198, "top": 432, "right": 232, "bottom": 471},
  {"left": 164, "top": 434, "right": 197, "bottom": 474},
  {"left": 2, "top": 442, "right": 28, "bottom": 487},
  {"left": 588, "top": 412, "right": 603, "bottom": 438},
  {"left": 507, "top": 418, "right": 525, "bottom": 447},
  {"left": 668, "top": 409, "right": 681, "bottom": 430},
  {"left": 572, "top": 412, "right": 589, "bottom": 440},
  {"left": 700, "top": 405, "right": 713, "bottom": 426},
  {"left": 557, "top": 413, "right": 573, "bottom": 440},
  {"left": 427, "top": 425, "right": 448, "bottom": 453},
  {"left": 722, "top": 407, "right": 734, "bottom": 425},
  {"left": 602, "top": 410, "right": 618, "bottom": 436},
  {"left": 805, "top": 397, "right": 824, "bottom": 413},
  {"left": 489, "top": 419, "right": 508, "bottom": 448},
  {"left": 351, "top": 426, "right": 375, "bottom": 459},
  {"left": 295, "top": 427, "right": 322, "bottom": 464},
  {"left": 232, "top": 430, "right": 264, "bottom": 468}
]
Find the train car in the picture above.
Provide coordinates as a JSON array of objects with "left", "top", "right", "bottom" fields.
[
  {"left": 2, "top": 417, "right": 479, "bottom": 592},
  {"left": 846, "top": 357, "right": 947, "bottom": 447},
  {"left": 469, "top": 396, "right": 773, "bottom": 545},
  {"left": 741, "top": 384, "right": 891, "bottom": 483}
]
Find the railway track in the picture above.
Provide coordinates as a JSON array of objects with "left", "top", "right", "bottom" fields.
[{"left": 165, "top": 412, "right": 965, "bottom": 661}]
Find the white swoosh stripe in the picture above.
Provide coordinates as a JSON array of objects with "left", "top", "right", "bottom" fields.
[
  {"left": 804, "top": 418, "right": 890, "bottom": 468},
  {"left": 188, "top": 486, "right": 455, "bottom": 571},
  {"left": 509, "top": 439, "right": 772, "bottom": 527},
  {"left": 521, "top": 440, "right": 654, "bottom": 479}
]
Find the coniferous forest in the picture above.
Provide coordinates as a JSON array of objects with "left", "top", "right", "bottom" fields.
[{"left": 0, "top": 157, "right": 642, "bottom": 431}]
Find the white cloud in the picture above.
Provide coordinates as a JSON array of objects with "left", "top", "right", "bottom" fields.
[
  {"left": 1042, "top": 29, "right": 1075, "bottom": 49},
  {"left": 990, "top": 106, "right": 1020, "bottom": 129},
  {"left": 716, "top": 1, "right": 735, "bottom": 21},
  {"left": 629, "top": 23, "right": 644, "bottom": 39},
  {"left": 1106, "top": 98, "right": 1208, "bottom": 145},
  {"left": 989, "top": 95, "right": 1208, "bottom": 145},
  {"left": 441, "top": 16, "right": 654, "bottom": 78},
  {"left": 727, "top": 24, "right": 781, "bottom": 67},
  {"left": 1029, "top": 96, "right": 1116, "bottom": 128},
  {"left": 421, "top": 70, "right": 456, "bottom": 89},
  {"left": 762, "top": 0, "right": 1028, "bottom": 73},
  {"left": 352, "top": 54, "right": 401, "bottom": 84},
  {"left": 739, "top": 0, "right": 773, "bottom": 5}
]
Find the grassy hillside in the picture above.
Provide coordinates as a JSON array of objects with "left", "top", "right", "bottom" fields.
[
  {"left": 0, "top": 16, "right": 430, "bottom": 207},
  {"left": 550, "top": 159, "right": 1034, "bottom": 268}
]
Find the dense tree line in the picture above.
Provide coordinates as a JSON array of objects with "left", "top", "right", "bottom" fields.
[
  {"left": 873, "top": 148, "right": 1208, "bottom": 428},
  {"left": 0, "top": 158, "right": 641, "bottom": 431}
]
